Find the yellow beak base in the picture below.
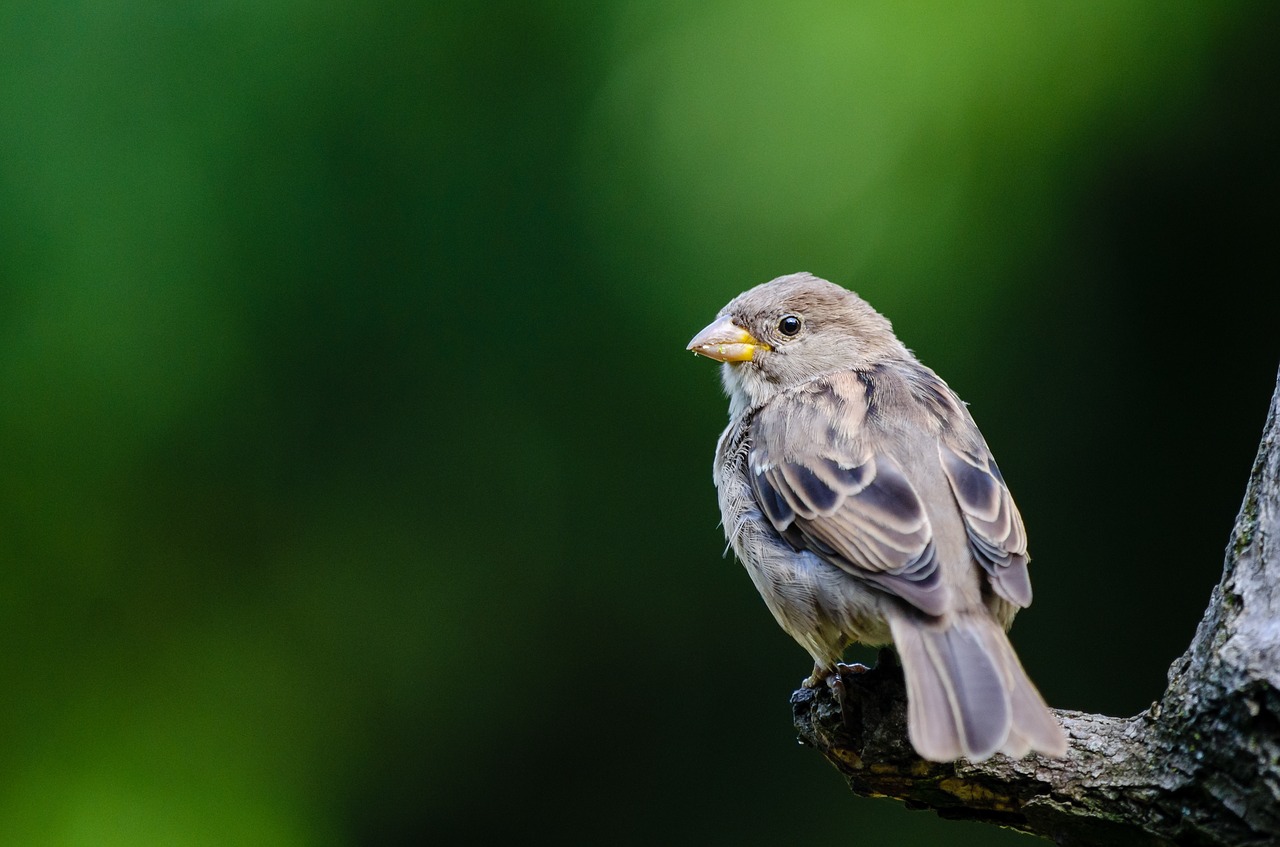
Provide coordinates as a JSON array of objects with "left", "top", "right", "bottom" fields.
[{"left": 686, "top": 316, "right": 768, "bottom": 363}]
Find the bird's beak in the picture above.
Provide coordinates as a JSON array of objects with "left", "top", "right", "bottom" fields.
[{"left": 687, "top": 316, "right": 769, "bottom": 363}]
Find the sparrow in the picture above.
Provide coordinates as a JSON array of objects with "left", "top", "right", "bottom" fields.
[{"left": 687, "top": 272, "right": 1066, "bottom": 762}]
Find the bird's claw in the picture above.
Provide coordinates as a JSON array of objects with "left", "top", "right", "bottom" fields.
[{"left": 802, "top": 662, "right": 832, "bottom": 689}]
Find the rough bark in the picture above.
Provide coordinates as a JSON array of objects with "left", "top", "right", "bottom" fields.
[{"left": 792, "top": 364, "right": 1280, "bottom": 846}]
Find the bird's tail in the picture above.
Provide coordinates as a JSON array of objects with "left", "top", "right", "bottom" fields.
[{"left": 887, "top": 611, "right": 1067, "bottom": 762}]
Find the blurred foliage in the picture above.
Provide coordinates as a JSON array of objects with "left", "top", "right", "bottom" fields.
[{"left": 0, "top": 1, "right": 1277, "bottom": 844}]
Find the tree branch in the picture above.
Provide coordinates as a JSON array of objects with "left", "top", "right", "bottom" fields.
[{"left": 792, "top": 363, "right": 1280, "bottom": 846}]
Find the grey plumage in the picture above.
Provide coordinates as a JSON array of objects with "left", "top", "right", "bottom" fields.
[{"left": 689, "top": 272, "right": 1066, "bottom": 762}]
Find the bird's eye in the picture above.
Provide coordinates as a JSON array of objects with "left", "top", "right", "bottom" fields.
[{"left": 778, "top": 315, "right": 802, "bottom": 336}]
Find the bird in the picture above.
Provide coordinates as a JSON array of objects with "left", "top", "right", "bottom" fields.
[{"left": 687, "top": 272, "right": 1066, "bottom": 762}]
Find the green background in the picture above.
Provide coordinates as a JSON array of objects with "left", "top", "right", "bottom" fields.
[{"left": 2, "top": 2, "right": 1277, "bottom": 844}]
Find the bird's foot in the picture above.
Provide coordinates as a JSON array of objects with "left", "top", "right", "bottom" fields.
[
  {"left": 801, "top": 663, "right": 832, "bottom": 689},
  {"left": 829, "top": 664, "right": 867, "bottom": 702},
  {"left": 802, "top": 662, "right": 869, "bottom": 692}
]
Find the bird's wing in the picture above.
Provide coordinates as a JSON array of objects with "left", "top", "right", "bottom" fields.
[
  {"left": 748, "top": 372, "right": 947, "bottom": 616},
  {"left": 937, "top": 434, "right": 1032, "bottom": 607}
]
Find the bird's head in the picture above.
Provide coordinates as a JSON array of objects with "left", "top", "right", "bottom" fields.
[{"left": 687, "top": 272, "right": 904, "bottom": 413}]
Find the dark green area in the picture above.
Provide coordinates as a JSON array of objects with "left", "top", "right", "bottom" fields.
[{"left": 1, "top": 2, "right": 1277, "bottom": 844}]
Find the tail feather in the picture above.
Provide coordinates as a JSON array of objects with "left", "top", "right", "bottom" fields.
[
  {"left": 896, "top": 623, "right": 968, "bottom": 761},
  {"left": 1003, "top": 648, "right": 1069, "bottom": 758},
  {"left": 889, "top": 613, "right": 1066, "bottom": 762}
]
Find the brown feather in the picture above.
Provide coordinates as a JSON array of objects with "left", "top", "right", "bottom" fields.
[{"left": 698, "top": 272, "right": 1065, "bottom": 762}]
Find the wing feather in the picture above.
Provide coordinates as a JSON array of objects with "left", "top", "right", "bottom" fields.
[
  {"left": 938, "top": 440, "right": 1032, "bottom": 607},
  {"left": 748, "top": 373, "right": 948, "bottom": 616}
]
